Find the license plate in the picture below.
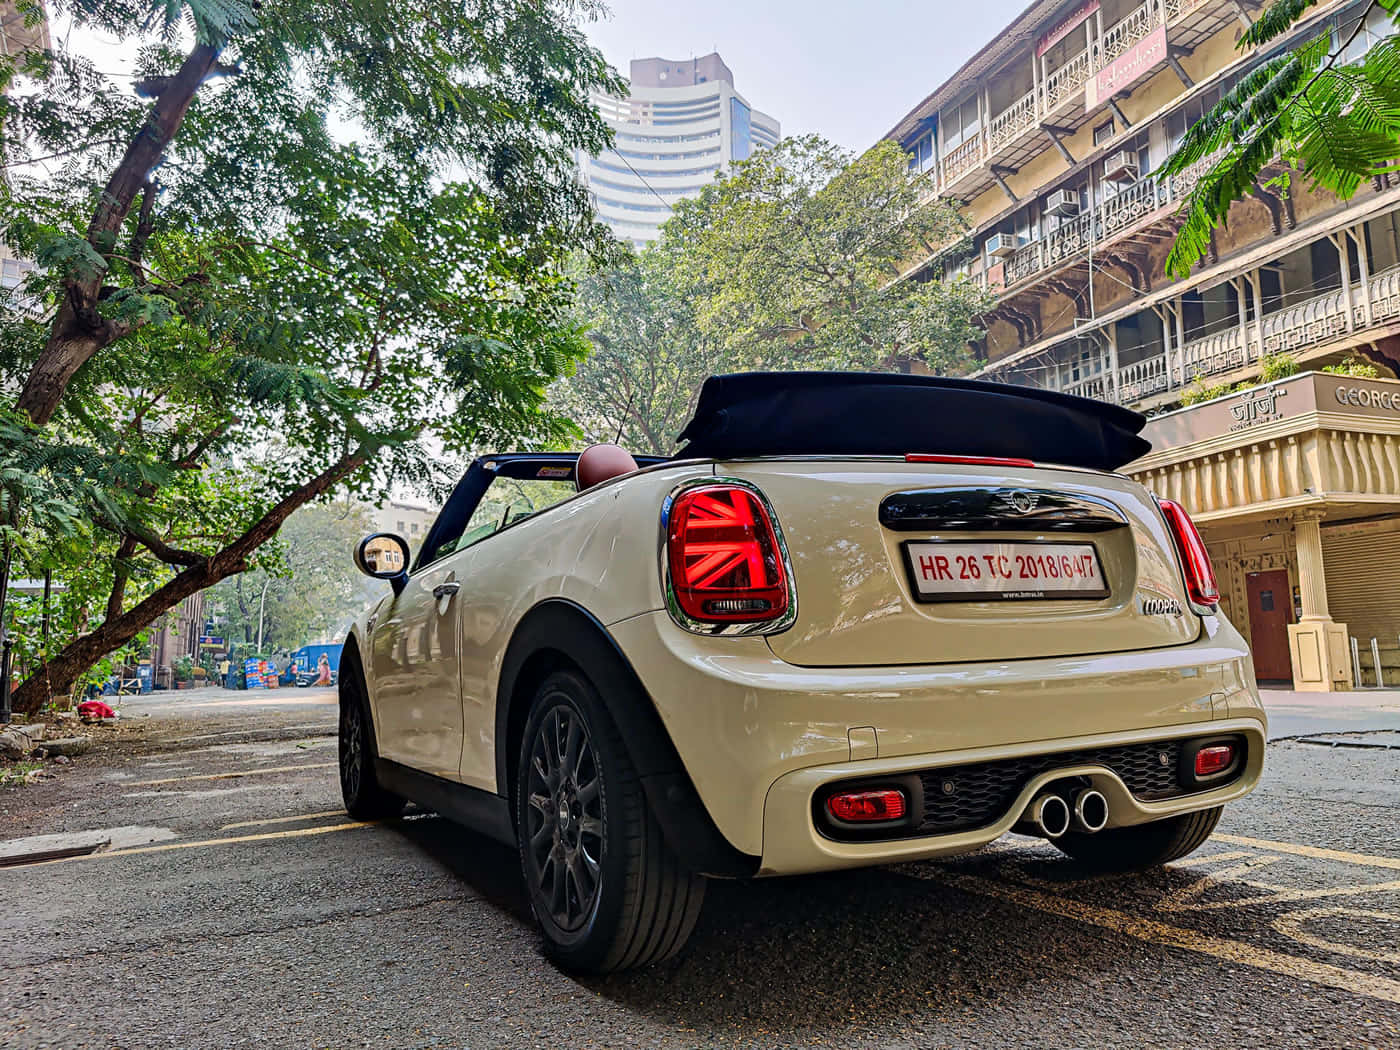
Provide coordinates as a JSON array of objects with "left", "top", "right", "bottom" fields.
[{"left": 901, "top": 541, "right": 1108, "bottom": 602}]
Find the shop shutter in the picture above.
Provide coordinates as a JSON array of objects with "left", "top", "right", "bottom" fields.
[{"left": 1323, "top": 522, "right": 1400, "bottom": 681}]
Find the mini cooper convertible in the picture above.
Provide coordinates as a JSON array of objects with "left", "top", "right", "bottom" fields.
[{"left": 340, "top": 371, "right": 1265, "bottom": 973}]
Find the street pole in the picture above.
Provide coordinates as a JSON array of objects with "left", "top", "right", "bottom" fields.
[
  {"left": 256, "top": 578, "right": 270, "bottom": 653},
  {"left": 0, "top": 538, "right": 12, "bottom": 724}
]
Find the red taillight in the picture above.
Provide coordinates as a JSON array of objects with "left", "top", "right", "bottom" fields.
[
  {"left": 1195, "top": 743, "right": 1235, "bottom": 776},
  {"left": 826, "top": 789, "right": 907, "bottom": 823},
  {"left": 666, "top": 484, "right": 789, "bottom": 624},
  {"left": 1157, "top": 497, "right": 1219, "bottom": 608},
  {"left": 906, "top": 453, "right": 1036, "bottom": 468}
]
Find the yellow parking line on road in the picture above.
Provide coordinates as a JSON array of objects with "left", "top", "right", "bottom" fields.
[
  {"left": 1213, "top": 833, "right": 1400, "bottom": 871},
  {"left": 904, "top": 867, "right": 1400, "bottom": 1005},
  {"left": 219, "top": 809, "right": 345, "bottom": 831},
  {"left": 7, "top": 821, "right": 372, "bottom": 868},
  {"left": 130, "top": 763, "right": 336, "bottom": 786}
]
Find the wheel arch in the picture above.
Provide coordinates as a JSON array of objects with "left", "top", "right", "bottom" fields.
[{"left": 496, "top": 599, "right": 759, "bottom": 878}]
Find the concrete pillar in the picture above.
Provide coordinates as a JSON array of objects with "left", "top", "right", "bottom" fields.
[{"left": 1287, "top": 509, "right": 1353, "bottom": 691}]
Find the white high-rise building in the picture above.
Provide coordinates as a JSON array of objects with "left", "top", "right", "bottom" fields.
[{"left": 579, "top": 52, "right": 780, "bottom": 247}]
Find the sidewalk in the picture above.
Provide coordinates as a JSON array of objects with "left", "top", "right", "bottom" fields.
[{"left": 1260, "top": 687, "right": 1400, "bottom": 739}]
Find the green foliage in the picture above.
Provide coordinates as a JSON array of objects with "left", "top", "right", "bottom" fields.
[
  {"left": 1322, "top": 353, "right": 1383, "bottom": 377},
  {"left": 0, "top": 0, "right": 620, "bottom": 700},
  {"left": 1163, "top": 0, "right": 1400, "bottom": 277},
  {"left": 207, "top": 500, "right": 377, "bottom": 650},
  {"left": 1179, "top": 377, "right": 1241, "bottom": 405},
  {"left": 558, "top": 137, "right": 992, "bottom": 454},
  {"left": 171, "top": 654, "right": 194, "bottom": 682},
  {"left": 1258, "top": 352, "right": 1300, "bottom": 382}
]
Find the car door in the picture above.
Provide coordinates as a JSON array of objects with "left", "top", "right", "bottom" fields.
[{"left": 368, "top": 553, "right": 465, "bottom": 779}]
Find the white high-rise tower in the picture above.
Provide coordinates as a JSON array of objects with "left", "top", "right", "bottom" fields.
[{"left": 579, "top": 52, "right": 780, "bottom": 247}]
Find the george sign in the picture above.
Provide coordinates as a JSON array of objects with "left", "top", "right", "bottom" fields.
[
  {"left": 1228, "top": 385, "right": 1288, "bottom": 432},
  {"left": 198, "top": 635, "right": 225, "bottom": 650},
  {"left": 1084, "top": 25, "right": 1167, "bottom": 111},
  {"left": 1037, "top": 0, "right": 1099, "bottom": 57}
]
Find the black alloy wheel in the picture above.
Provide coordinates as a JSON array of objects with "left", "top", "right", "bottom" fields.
[
  {"left": 338, "top": 664, "right": 403, "bottom": 821},
  {"left": 515, "top": 669, "right": 705, "bottom": 973},
  {"left": 523, "top": 703, "right": 604, "bottom": 932}
]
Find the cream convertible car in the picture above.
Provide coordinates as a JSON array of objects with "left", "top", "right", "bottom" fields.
[{"left": 340, "top": 372, "right": 1265, "bottom": 973}]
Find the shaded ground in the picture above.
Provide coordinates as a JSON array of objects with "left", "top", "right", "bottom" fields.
[{"left": 1, "top": 690, "right": 1397, "bottom": 1049}]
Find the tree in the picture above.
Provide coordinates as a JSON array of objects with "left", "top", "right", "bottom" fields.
[
  {"left": 560, "top": 136, "right": 992, "bottom": 454},
  {"left": 208, "top": 499, "right": 376, "bottom": 652},
  {"left": 554, "top": 256, "right": 723, "bottom": 455},
  {"left": 0, "top": 0, "right": 620, "bottom": 711},
  {"left": 1162, "top": 0, "right": 1400, "bottom": 277}
]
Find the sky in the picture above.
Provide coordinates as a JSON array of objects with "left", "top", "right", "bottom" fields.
[{"left": 581, "top": 0, "right": 1032, "bottom": 150}]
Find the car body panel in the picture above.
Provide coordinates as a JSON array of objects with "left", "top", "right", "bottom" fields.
[
  {"left": 347, "top": 452, "right": 1265, "bottom": 874},
  {"left": 726, "top": 460, "right": 1199, "bottom": 668},
  {"left": 609, "top": 607, "right": 1261, "bottom": 860}
]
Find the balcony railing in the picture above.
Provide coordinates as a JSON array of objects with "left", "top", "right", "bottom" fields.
[
  {"left": 995, "top": 263, "right": 1400, "bottom": 408},
  {"left": 929, "top": 0, "right": 1215, "bottom": 190},
  {"left": 996, "top": 148, "right": 1226, "bottom": 290},
  {"left": 987, "top": 89, "right": 1038, "bottom": 151}
]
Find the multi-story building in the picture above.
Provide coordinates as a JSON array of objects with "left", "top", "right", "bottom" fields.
[
  {"left": 579, "top": 52, "right": 780, "bottom": 246},
  {"left": 885, "top": 0, "right": 1400, "bottom": 691}
]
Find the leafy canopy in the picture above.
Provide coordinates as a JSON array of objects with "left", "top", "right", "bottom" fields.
[
  {"left": 0, "top": 0, "right": 621, "bottom": 706},
  {"left": 559, "top": 137, "right": 992, "bottom": 454},
  {"left": 1161, "top": 0, "right": 1400, "bottom": 277}
]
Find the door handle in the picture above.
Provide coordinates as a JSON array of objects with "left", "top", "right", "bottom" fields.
[{"left": 432, "top": 582, "right": 460, "bottom": 600}]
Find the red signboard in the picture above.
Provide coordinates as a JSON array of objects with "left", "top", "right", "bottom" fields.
[
  {"left": 1084, "top": 25, "right": 1167, "bottom": 111},
  {"left": 1037, "top": 0, "right": 1099, "bottom": 57}
]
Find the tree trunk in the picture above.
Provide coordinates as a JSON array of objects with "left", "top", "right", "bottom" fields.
[
  {"left": 12, "top": 451, "right": 366, "bottom": 712},
  {"left": 14, "top": 42, "right": 221, "bottom": 426}
]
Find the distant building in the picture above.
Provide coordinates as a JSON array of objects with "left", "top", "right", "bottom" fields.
[
  {"left": 372, "top": 499, "right": 436, "bottom": 554},
  {"left": 578, "top": 52, "right": 780, "bottom": 247}
]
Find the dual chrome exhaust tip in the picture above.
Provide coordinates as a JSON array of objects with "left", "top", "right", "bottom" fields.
[{"left": 1028, "top": 788, "right": 1108, "bottom": 838}]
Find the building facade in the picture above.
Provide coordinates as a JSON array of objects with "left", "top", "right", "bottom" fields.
[
  {"left": 885, "top": 0, "right": 1400, "bottom": 689},
  {"left": 579, "top": 52, "right": 780, "bottom": 246}
]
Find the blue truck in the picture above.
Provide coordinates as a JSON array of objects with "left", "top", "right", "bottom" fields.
[{"left": 280, "top": 643, "right": 343, "bottom": 687}]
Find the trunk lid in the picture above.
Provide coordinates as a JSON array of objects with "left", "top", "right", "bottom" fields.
[{"left": 729, "top": 459, "right": 1199, "bottom": 668}]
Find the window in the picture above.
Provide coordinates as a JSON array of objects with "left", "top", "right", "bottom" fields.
[
  {"left": 410, "top": 523, "right": 419, "bottom": 535},
  {"left": 939, "top": 95, "right": 981, "bottom": 155},
  {"left": 1093, "top": 120, "right": 1115, "bottom": 146},
  {"left": 436, "top": 477, "right": 578, "bottom": 559},
  {"left": 907, "top": 131, "right": 935, "bottom": 174},
  {"left": 1339, "top": 3, "right": 1393, "bottom": 64},
  {"left": 396, "top": 519, "right": 406, "bottom": 532}
]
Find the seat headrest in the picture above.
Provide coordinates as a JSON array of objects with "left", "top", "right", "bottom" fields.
[{"left": 576, "top": 443, "right": 639, "bottom": 491}]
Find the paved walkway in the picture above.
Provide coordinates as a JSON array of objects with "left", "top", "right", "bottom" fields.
[{"left": 1260, "top": 686, "right": 1400, "bottom": 738}]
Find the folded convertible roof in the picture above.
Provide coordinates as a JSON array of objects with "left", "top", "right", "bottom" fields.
[{"left": 674, "top": 371, "right": 1151, "bottom": 471}]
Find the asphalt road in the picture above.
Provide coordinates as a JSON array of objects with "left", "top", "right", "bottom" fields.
[{"left": 1, "top": 689, "right": 1398, "bottom": 1049}]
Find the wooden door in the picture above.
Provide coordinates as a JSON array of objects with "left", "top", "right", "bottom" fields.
[{"left": 1246, "top": 569, "right": 1293, "bottom": 682}]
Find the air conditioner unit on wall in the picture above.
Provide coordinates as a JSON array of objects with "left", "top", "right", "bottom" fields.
[
  {"left": 1044, "top": 189, "right": 1079, "bottom": 217},
  {"left": 1103, "top": 150, "right": 1139, "bottom": 183},
  {"left": 985, "top": 232, "right": 1027, "bottom": 258}
]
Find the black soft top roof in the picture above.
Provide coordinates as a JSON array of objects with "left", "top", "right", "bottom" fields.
[{"left": 675, "top": 371, "right": 1151, "bottom": 471}]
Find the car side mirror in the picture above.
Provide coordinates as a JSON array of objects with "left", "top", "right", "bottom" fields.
[{"left": 355, "top": 533, "right": 411, "bottom": 595}]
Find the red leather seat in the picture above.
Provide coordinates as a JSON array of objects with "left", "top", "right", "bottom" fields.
[{"left": 576, "top": 443, "right": 639, "bottom": 491}]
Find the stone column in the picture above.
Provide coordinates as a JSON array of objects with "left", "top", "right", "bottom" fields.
[{"left": 1287, "top": 509, "right": 1352, "bottom": 691}]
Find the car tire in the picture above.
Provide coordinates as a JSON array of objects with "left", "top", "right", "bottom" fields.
[
  {"left": 515, "top": 668, "right": 706, "bottom": 974},
  {"left": 338, "top": 664, "right": 404, "bottom": 821},
  {"left": 1054, "top": 805, "right": 1223, "bottom": 872}
]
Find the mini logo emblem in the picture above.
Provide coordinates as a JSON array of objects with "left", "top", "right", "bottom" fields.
[
  {"left": 1009, "top": 490, "right": 1038, "bottom": 514},
  {"left": 1141, "top": 597, "right": 1184, "bottom": 616}
]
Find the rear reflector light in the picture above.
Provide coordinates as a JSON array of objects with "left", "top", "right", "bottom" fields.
[
  {"left": 1195, "top": 744, "right": 1235, "bottom": 776},
  {"left": 1156, "top": 497, "right": 1220, "bottom": 608},
  {"left": 906, "top": 453, "right": 1036, "bottom": 468},
  {"left": 666, "top": 484, "right": 789, "bottom": 624},
  {"left": 826, "top": 789, "right": 907, "bottom": 823}
]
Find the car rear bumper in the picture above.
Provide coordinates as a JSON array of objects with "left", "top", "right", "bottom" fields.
[{"left": 607, "top": 611, "right": 1265, "bottom": 868}]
